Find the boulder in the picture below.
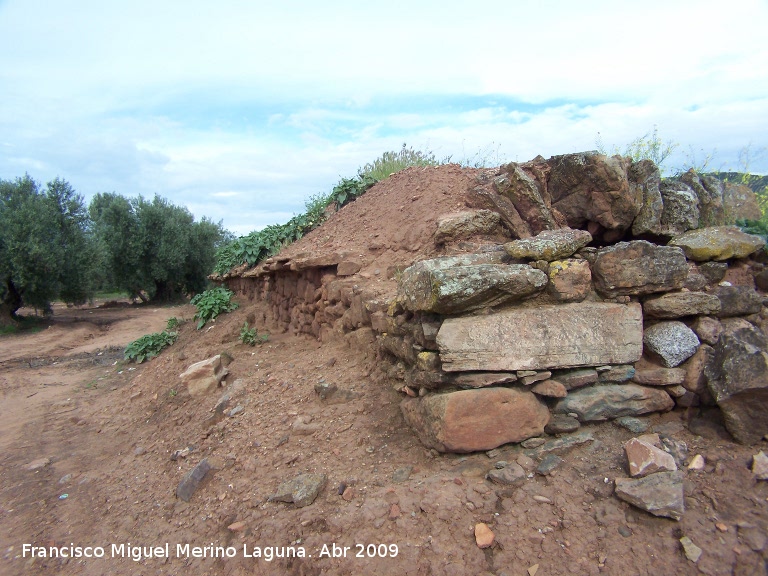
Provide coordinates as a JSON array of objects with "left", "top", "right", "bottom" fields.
[
  {"left": 642, "top": 291, "right": 721, "bottom": 319},
  {"left": 553, "top": 384, "right": 673, "bottom": 421},
  {"left": 592, "top": 241, "right": 688, "bottom": 297},
  {"left": 434, "top": 210, "right": 501, "bottom": 244},
  {"left": 496, "top": 162, "right": 559, "bottom": 234},
  {"left": 629, "top": 159, "right": 663, "bottom": 236},
  {"left": 400, "top": 387, "right": 550, "bottom": 453},
  {"left": 668, "top": 226, "right": 766, "bottom": 261},
  {"left": 437, "top": 302, "right": 643, "bottom": 372},
  {"left": 705, "top": 318, "right": 768, "bottom": 444},
  {"left": 614, "top": 471, "right": 685, "bottom": 521},
  {"left": 546, "top": 259, "right": 593, "bottom": 303},
  {"left": 469, "top": 185, "right": 532, "bottom": 239},
  {"left": 659, "top": 181, "right": 699, "bottom": 236},
  {"left": 624, "top": 437, "right": 678, "bottom": 477},
  {"left": 643, "top": 321, "right": 700, "bottom": 368},
  {"left": 179, "top": 355, "right": 228, "bottom": 396},
  {"left": 547, "top": 152, "right": 641, "bottom": 233},
  {"left": 503, "top": 228, "right": 592, "bottom": 261},
  {"left": 713, "top": 285, "right": 763, "bottom": 317},
  {"left": 723, "top": 181, "right": 763, "bottom": 223},
  {"left": 678, "top": 170, "right": 725, "bottom": 227},
  {"left": 398, "top": 258, "right": 547, "bottom": 314}
]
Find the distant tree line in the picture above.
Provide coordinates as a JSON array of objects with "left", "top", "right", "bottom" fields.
[{"left": 0, "top": 174, "right": 231, "bottom": 326}]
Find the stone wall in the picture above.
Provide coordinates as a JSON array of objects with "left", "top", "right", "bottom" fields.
[{"left": 225, "top": 152, "right": 768, "bottom": 453}]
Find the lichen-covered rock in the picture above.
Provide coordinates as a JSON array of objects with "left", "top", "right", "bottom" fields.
[
  {"left": 553, "top": 384, "right": 674, "bottom": 421},
  {"left": 437, "top": 302, "right": 643, "bottom": 372},
  {"left": 668, "top": 226, "right": 766, "bottom": 261},
  {"left": 398, "top": 258, "right": 547, "bottom": 314},
  {"left": 678, "top": 170, "right": 725, "bottom": 227},
  {"left": 713, "top": 285, "right": 764, "bottom": 317},
  {"left": 659, "top": 181, "right": 699, "bottom": 236},
  {"left": 642, "top": 291, "right": 721, "bottom": 319},
  {"left": 434, "top": 210, "right": 501, "bottom": 244},
  {"left": 496, "top": 162, "right": 558, "bottom": 234},
  {"left": 503, "top": 228, "right": 592, "bottom": 261},
  {"left": 705, "top": 318, "right": 768, "bottom": 444},
  {"left": 269, "top": 473, "right": 327, "bottom": 508},
  {"left": 629, "top": 159, "right": 663, "bottom": 236},
  {"left": 724, "top": 181, "right": 763, "bottom": 223},
  {"left": 546, "top": 259, "right": 592, "bottom": 303},
  {"left": 179, "top": 355, "right": 228, "bottom": 397},
  {"left": 592, "top": 241, "right": 688, "bottom": 297},
  {"left": 643, "top": 321, "right": 700, "bottom": 368},
  {"left": 400, "top": 387, "right": 550, "bottom": 453}
]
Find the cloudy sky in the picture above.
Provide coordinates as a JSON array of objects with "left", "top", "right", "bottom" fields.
[{"left": 1, "top": 0, "right": 766, "bottom": 235}]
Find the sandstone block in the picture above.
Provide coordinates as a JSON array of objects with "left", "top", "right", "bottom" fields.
[
  {"left": 434, "top": 210, "right": 501, "bottom": 244},
  {"left": 503, "top": 228, "right": 592, "bottom": 261},
  {"left": 400, "top": 387, "right": 550, "bottom": 453},
  {"left": 632, "top": 358, "right": 686, "bottom": 386},
  {"left": 546, "top": 259, "right": 592, "bottom": 303},
  {"left": 553, "top": 384, "right": 674, "bottom": 421},
  {"left": 398, "top": 258, "right": 547, "bottom": 314},
  {"left": 669, "top": 226, "right": 766, "bottom": 261},
  {"left": 713, "top": 285, "right": 763, "bottom": 317},
  {"left": 690, "top": 316, "right": 723, "bottom": 345},
  {"left": 705, "top": 318, "right": 768, "bottom": 444},
  {"left": 642, "top": 292, "right": 721, "bottom": 319},
  {"left": 437, "top": 303, "right": 643, "bottom": 372},
  {"left": 659, "top": 181, "right": 699, "bottom": 236},
  {"left": 629, "top": 159, "right": 663, "bottom": 236},
  {"left": 592, "top": 241, "right": 688, "bottom": 297},
  {"left": 179, "top": 355, "right": 228, "bottom": 396}
]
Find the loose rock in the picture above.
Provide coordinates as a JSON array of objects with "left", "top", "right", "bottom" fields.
[
  {"left": 474, "top": 523, "right": 495, "bottom": 549},
  {"left": 269, "top": 473, "right": 327, "bottom": 508},
  {"left": 614, "top": 471, "right": 685, "bottom": 521}
]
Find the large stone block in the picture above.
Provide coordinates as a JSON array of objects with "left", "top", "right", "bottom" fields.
[
  {"left": 659, "top": 181, "right": 699, "bottom": 236},
  {"left": 179, "top": 355, "right": 228, "bottom": 396},
  {"left": 705, "top": 318, "right": 768, "bottom": 444},
  {"left": 592, "top": 241, "right": 688, "bottom": 297},
  {"left": 434, "top": 210, "right": 501, "bottom": 244},
  {"left": 400, "top": 387, "right": 550, "bottom": 453},
  {"left": 642, "top": 291, "right": 721, "bottom": 319},
  {"left": 437, "top": 302, "right": 643, "bottom": 372},
  {"left": 503, "top": 228, "right": 592, "bottom": 261},
  {"left": 398, "top": 257, "right": 547, "bottom": 314},
  {"left": 629, "top": 160, "right": 663, "bottom": 236},
  {"left": 669, "top": 226, "right": 766, "bottom": 261},
  {"left": 553, "top": 383, "right": 674, "bottom": 421}
]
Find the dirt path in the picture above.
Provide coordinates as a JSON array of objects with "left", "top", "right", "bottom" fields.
[{"left": 1, "top": 300, "right": 767, "bottom": 576}]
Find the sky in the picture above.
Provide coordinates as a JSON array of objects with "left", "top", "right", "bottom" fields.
[{"left": 1, "top": 0, "right": 767, "bottom": 236}]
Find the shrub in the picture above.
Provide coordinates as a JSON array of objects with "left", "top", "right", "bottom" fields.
[
  {"left": 125, "top": 330, "right": 177, "bottom": 363},
  {"left": 240, "top": 322, "right": 268, "bottom": 346},
  {"left": 358, "top": 143, "right": 449, "bottom": 181},
  {"left": 190, "top": 287, "right": 238, "bottom": 329},
  {"left": 166, "top": 316, "right": 181, "bottom": 330}
]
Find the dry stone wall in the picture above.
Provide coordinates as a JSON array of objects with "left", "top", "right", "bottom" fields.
[{"left": 225, "top": 152, "right": 768, "bottom": 453}]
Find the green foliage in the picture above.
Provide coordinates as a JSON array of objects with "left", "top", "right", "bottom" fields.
[
  {"left": 0, "top": 175, "right": 96, "bottom": 322},
  {"left": 239, "top": 322, "right": 268, "bottom": 346},
  {"left": 735, "top": 219, "right": 768, "bottom": 242},
  {"left": 124, "top": 330, "right": 178, "bottom": 363},
  {"left": 90, "top": 193, "right": 231, "bottom": 302},
  {"left": 166, "top": 316, "right": 181, "bottom": 330},
  {"left": 330, "top": 175, "right": 377, "bottom": 206},
  {"left": 190, "top": 287, "right": 238, "bottom": 329},
  {"left": 596, "top": 125, "right": 678, "bottom": 173}
]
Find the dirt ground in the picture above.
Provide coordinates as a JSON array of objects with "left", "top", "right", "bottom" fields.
[{"left": 0, "top": 298, "right": 767, "bottom": 576}]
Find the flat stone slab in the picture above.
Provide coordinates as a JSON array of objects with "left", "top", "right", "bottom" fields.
[
  {"left": 437, "top": 302, "right": 643, "bottom": 372},
  {"left": 553, "top": 384, "right": 674, "bottom": 421},
  {"left": 669, "top": 226, "right": 766, "bottom": 261},
  {"left": 614, "top": 470, "right": 685, "bottom": 521}
]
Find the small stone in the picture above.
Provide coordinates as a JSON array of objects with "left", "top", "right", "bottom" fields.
[
  {"left": 227, "top": 405, "right": 244, "bottom": 417},
  {"left": 176, "top": 458, "right": 212, "bottom": 502},
  {"left": 687, "top": 455, "right": 705, "bottom": 470},
  {"left": 533, "top": 495, "right": 552, "bottom": 504},
  {"left": 716, "top": 523, "right": 728, "bottom": 532},
  {"left": 615, "top": 416, "right": 649, "bottom": 434},
  {"left": 751, "top": 451, "right": 768, "bottom": 480},
  {"left": 521, "top": 438, "right": 546, "bottom": 449},
  {"left": 389, "top": 503, "right": 401, "bottom": 520},
  {"left": 528, "top": 564, "right": 540, "bottom": 576},
  {"left": 392, "top": 466, "right": 413, "bottom": 483},
  {"left": 474, "top": 523, "right": 495, "bottom": 548},
  {"left": 544, "top": 415, "right": 580, "bottom": 435},
  {"left": 614, "top": 471, "right": 685, "bottom": 521},
  {"left": 618, "top": 525, "right": 633, "bottom": 537},
  {"left": 487, "top": 462, "right": 526, "bottom": 486},
  {"left": 531, "top": 379, "right": 567, "bottom": 398},
  {"left": 24, "top": 457, "right": 51, "bottom": 471},
  {"left": 516, "top": 454, "right": 536, "bottom": 471},
  {"left": 342, "top": 486, "right": 355, "bottom": 501},
  {"left": 536, "top": 454, "right": 564, "bottom": 476},
  {"left": 680, "top": 536, "right": 702, "bottom": 562},
  {"left": 269, "top": 473, "right": 327, "bottom": 508},
  {"left": 314, "top": 381, "right": 338, "bottom": 400},
  {"left": 133, "top": 446, "right": 146, "bottom": 456},
  {"left": 624, "top": 438, "right": 677, "bottom": 477},
  {"left": 494, "top": 461, "right": 507, "bottom": 469},
  {"left": 227, "top": 521, "right": 246, "bottom": 532},
  {"left": 521, "top": 371, "right": 552, "bottom": 386}
]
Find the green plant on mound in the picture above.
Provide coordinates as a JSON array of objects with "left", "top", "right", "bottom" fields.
[
  {"left": 191, "top": 287, "right": 238, "bottom": 329},
  {"left": 239, "top": 322, "right": 268, "bottom": 346},
  {"left": 125, "top": 330, "right": 177, "bottom": 363},
  {"left": 358, "top": 143, "right": 449, "bottom": 181},
  {"left": 166, "top": 316, "right": 182, "bottom": 330}
]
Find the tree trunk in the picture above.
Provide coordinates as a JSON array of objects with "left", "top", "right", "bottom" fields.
[{"left": 1, "top": 278, "right": 23, "bottom": 326}]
